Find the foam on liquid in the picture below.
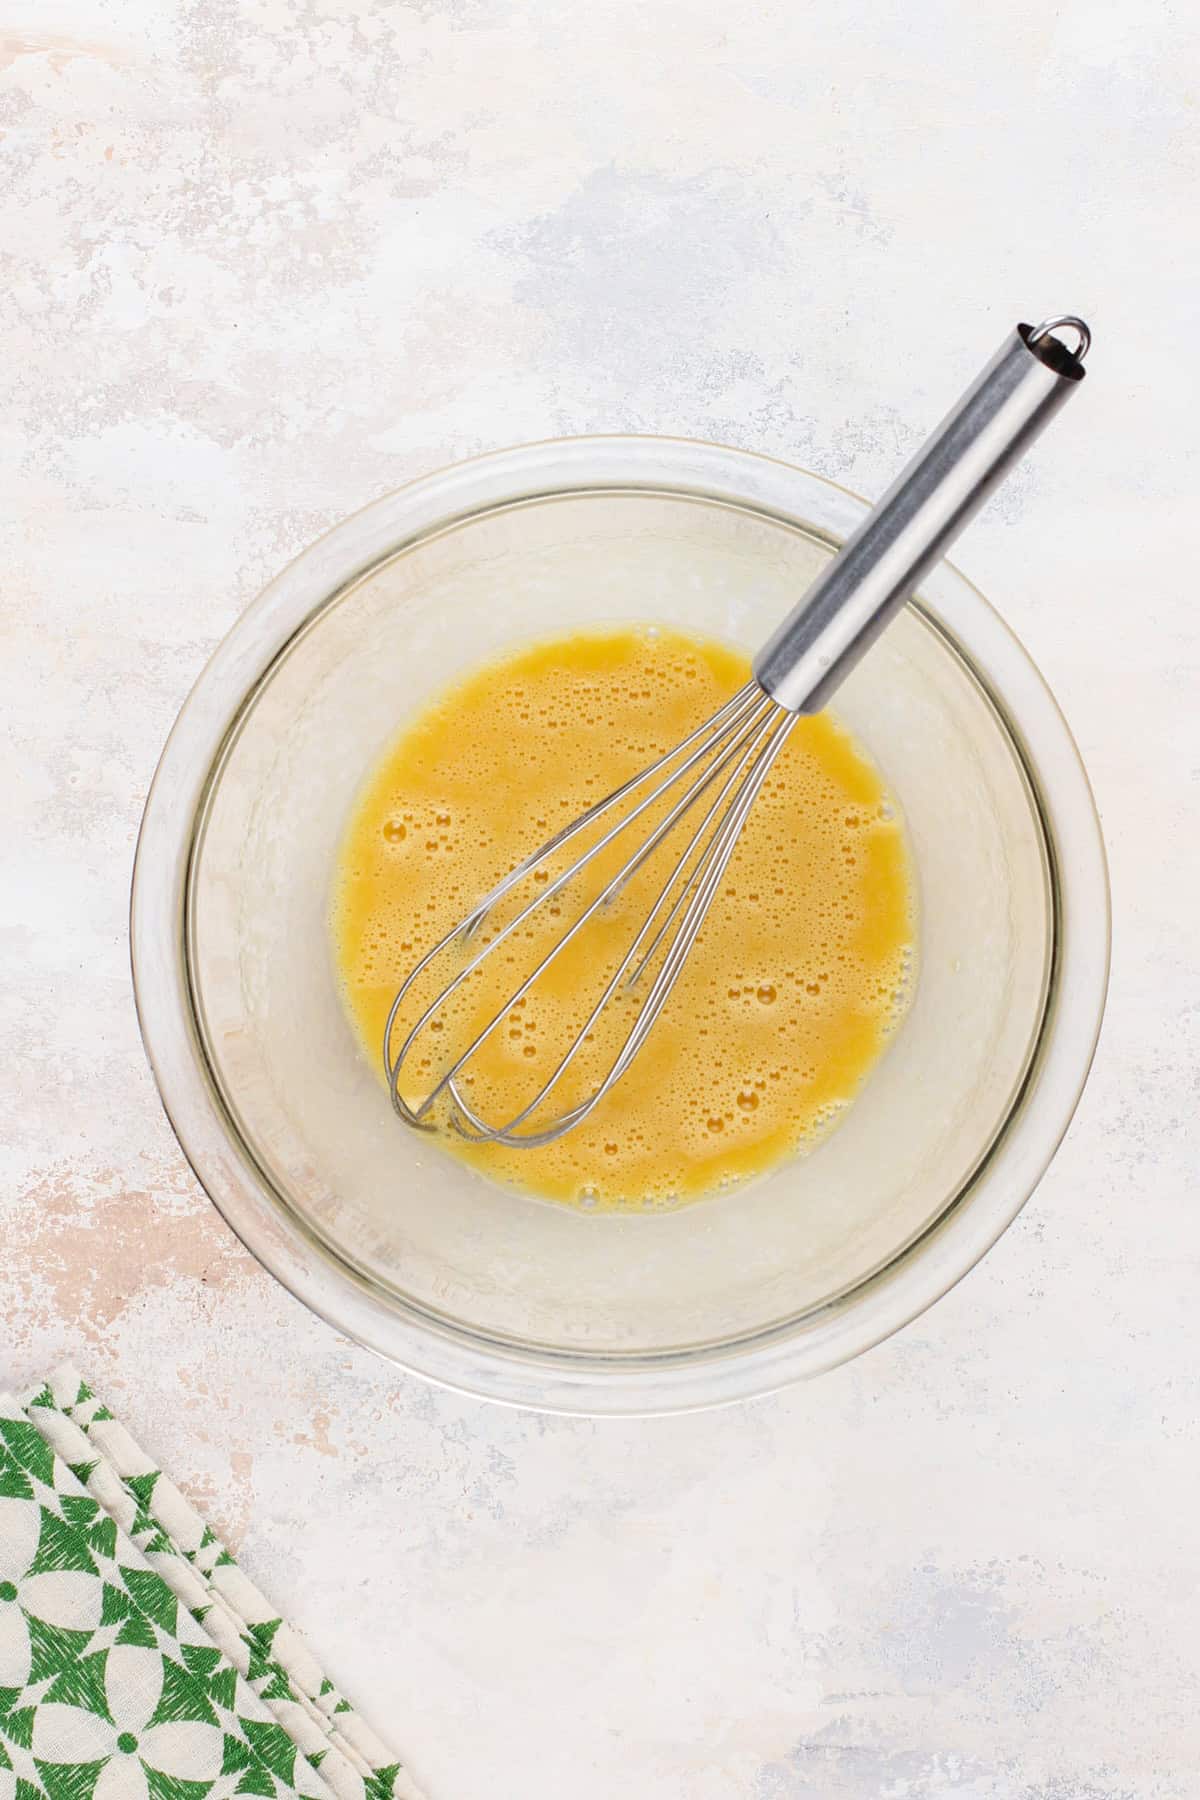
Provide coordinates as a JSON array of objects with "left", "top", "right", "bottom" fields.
[{"left": 331, "top": 627, "right": 916, "bottom": 1209}]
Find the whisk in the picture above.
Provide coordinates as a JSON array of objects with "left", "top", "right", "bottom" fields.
[{"left": 385, "top": 315, "right": 1091, "bottom": 1148}]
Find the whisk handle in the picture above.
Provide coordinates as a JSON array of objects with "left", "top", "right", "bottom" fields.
[{"left": 753, "top": 316, "right": 1090, "bottom": 714}]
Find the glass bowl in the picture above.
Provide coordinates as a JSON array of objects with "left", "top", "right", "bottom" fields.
[{"left": 131, "top": 438, "right": 1109, "bottom": 1414}]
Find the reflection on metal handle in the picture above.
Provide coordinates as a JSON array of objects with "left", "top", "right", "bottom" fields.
[{"left": 753, "top": 316, "right": 1090, "bottom": 714}]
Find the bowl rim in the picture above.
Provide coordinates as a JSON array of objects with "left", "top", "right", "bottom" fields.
[{"left": 130, "top": 434, "right": 1111, "bottom": 1414}]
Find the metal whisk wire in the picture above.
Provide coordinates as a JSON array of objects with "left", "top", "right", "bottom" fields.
[
  {"left": 384, "top": 315, "right": 1091, "bottom": 1149},
  {"left": 384, "top": 679, "right": 794, "bottom": 1145}
]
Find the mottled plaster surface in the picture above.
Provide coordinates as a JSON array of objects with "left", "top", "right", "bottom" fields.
[{"left": 2, "top": 2, "right": 1197, "bottom": 1795}]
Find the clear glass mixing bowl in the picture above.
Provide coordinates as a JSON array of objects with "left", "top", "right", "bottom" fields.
[{"left": 131, "top": 439, "right": 1109, "bottom": 1413}]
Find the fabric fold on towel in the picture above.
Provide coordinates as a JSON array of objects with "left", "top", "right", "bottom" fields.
[{"left": 0, "top": 1368, "right": 424, "bottom": 1800}]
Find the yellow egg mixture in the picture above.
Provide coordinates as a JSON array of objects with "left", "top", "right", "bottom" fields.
[{"left": 331, "top": 627, "right": 916, "bottom": 1209}]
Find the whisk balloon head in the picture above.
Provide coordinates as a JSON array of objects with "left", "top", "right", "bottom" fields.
[{"left": 383, "top": 678, "right": 796, "bottom": 1148}]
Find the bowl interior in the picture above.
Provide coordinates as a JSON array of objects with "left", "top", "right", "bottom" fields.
[{"left": 189, "top": 487, "right": 1051, "bottom": 1358}]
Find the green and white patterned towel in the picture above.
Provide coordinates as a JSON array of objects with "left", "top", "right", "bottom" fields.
[{"left": 0, "top": 1369, "right": 425, "bottom": 1800}]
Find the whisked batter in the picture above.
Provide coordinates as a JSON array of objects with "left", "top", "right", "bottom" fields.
[{"left": 332, "top": 626, "right": 915, "bottom": 1209}]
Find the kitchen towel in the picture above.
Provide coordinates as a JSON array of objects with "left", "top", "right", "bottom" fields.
[{"left": 0, "top": 1369, "right": 424, "bottom": 1800}]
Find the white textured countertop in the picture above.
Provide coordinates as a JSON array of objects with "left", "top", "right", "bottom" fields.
[{"left": 3, "top": 3, "right": 1198, "bottom": 1795}]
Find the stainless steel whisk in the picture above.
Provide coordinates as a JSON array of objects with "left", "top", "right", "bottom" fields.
[{"left": 386, "top": 316, "right": 1091, "bottom": 1147}]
